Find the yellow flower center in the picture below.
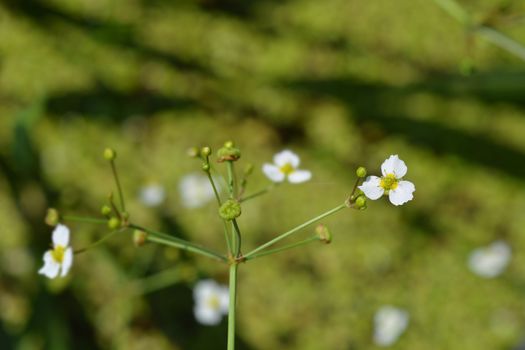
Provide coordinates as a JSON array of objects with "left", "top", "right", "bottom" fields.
[
  {"left": 279, "top": 163, "right": 295, "bottom": 175},
  {"left": 380, "top": 173, "right": 399, "bottom": 191},
  {"left": 51, "top": 245, "right": 65, "bottom": 263},
  {"left": 207, "top": 295, "right": 221, "bottom": 310}
]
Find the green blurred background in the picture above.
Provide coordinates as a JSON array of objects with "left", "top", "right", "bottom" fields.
[{"left": 1, "top": 0, "right": 525, "bottom": 349}]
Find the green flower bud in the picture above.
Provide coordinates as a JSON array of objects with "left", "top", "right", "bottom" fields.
[
  {"left": 108, "top": 217, "right": 121, "bottom": 230},
  {"left": 201, "top": 146, "right": 212, "bottom": 157},
  {"left": 187, "top": 147, "right": 200, "bottom": 158},
  {"left": 101, "top": 205, "right": 112, "bottom": 216},
  {"left": 103, "top": 148, "right": 117, "bottom": 161},
  {"left": 354, "top": 195, "right": 367, "bottom": 210},
  {"left": 219, "top": 199, "right": 241, "bottom": 221},
  {"left": 217, "top": 143, "right": 241, "bottom": 162},
  {"left": 133, "top": 230, "right": 148, "bottom": 247},
  {"left": 45, "top": 208, "right": 60, "bottom": 226},
  {"left": 121, "top": 212, "right": 130, "bottom": 221},
  {"left": 356, "top": 166, "right": 367, "bottom": 178},
  {"left": 202, "top": 163, "right": 210, "bottom": 172},
  {"left": 315, "top": 224, "right": 332, "bottom": 244}
]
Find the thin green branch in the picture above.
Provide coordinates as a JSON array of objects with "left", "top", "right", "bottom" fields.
[
  {"left": 62, "top": 215, "right": 107, "bottom": 225},
  {"left": 239, "top": 184, "right": 276, "bottom": 203},
  {"left": 226, "top": 161, "right": 235, "bottom": 199},
  {"left": 130, "top": 224, "right": 227, "bottom": 262},
  {"left": 206, "top": 171, "right": 222, "bottom": 206},
  {"left": 133, "top": 267, "right": 183, "bottom": 295},
  {"left": 244, "top": 203, "right": 347, "bottom": 258},
  {"left": 232, "top": 219, "right": 242, "bottom": 257},
  {"left": 431, "top": 0, "right": 525, "bottom": 62},
  {"left": 245, "top": 236, "right": 321, "bottom": 261},
  {"left": 110, "top": 160, "right": 126, "bottom": 212},
  {"left": 74, "top": 229, "right": 124, "bottom": 254}
]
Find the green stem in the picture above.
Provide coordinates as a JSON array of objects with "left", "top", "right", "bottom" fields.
[
  {"left": 227, "top": 263, "right": 238, "bottom": 350},
  {"left": 240, "top": 184, "right": 275, "bottom": 203},
  {"left": 430, "top": 0, "right": 468, "bottom": 24},
  {"left": 244, "top": 203, "right": 347, "bottom": 258},
  {"left": 232, "top": 219, "right": 242, "bottom": 257},
  {"left": 206, "top": 171, "right": 222, "bottom": 206},
  {"left": 476, "top": 26, "right": 525, "bottom": 61},
  {"left": 62, "top": 215, "right": 107, "bottom": 225},
  {"left": 110, "top": 160, "right": 126, "bottom": 212},
  {"left": 135, "top": 267, "right": 182, "bottom": 295},
  {"left": 130, "top": 224, "right": 227, "bottom": 262},
  {"left": 245, "top": 236, "right": 321, "bottom": 261},
  {"left": 226, "top": 161, "right": 235, "bottom": 199},
  {"left": 74, "top": 229, "right": 123, "bottom": 254}
]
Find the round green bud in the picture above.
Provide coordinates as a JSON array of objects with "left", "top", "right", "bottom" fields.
[
  {"left": 201, "top": 146, "right": 212, "bottom": 157},
  {"left": 219, "top": 199, "right": 242, "bottom": 221},
  {"left": 354, "top": 195, "right": 367, "bottom": 210},
  {"left": 356, "top": 166, "right": 367, "bottom": 178},
  {"left": 121, "top": 212, "right": 130, "bottom": 221},
  {"left": 217, "top": 145, "right": 241, "bottom": 162},
  {"left": 224, "top": 140, "right": 235, "bottom": 148},
  {"left": 101, "top": 205, "right": 112, "bottom": 216},
  {"left": 45, "top": 208, "right": 60, "bottom": 226},
  {"left": 108, "top": 217, "right": 121, "bottom": 230},
  {"left": 133, "top": 230, "right": 148, "bottom": 247},
  {"left": 187, "top": 147, "right": 200, "bottom": 158},
  {"left": 103, "top": 148, "right": 117, "bottom": 161},
  {"left": 202, "top": 163, "right": 210, "bottom": 172},
  {"left": 315, "top": 224, "right": 332, "bottom": 244}
]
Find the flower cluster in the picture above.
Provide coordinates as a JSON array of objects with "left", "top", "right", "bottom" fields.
[{"left": 262, "top": 150, "right": 311, "bottom": 184}]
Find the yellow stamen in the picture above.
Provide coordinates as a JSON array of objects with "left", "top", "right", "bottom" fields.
[
  {"left": 51, "top": 245, "right": 65, "bottom": 263},
  {"left": 279, "top": 163, "right": 295, "bottom": 175},
  {"left": 380, "top": 173, "right": 399, "bottom": 191},
  {"left": 207, "top": 295, "right": 221, "bottom": 310}
]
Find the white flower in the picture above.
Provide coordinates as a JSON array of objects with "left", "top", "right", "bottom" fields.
[
  {"left": 193, "top": 279, "right": 229, "bottom": 325},
  {"left": 179, "top": 173, "right": 218, "bottom": 208},
  {"left": 38, "top": 224, "right": 74, "bottom": 279},
  {"left": 359, "top": 155, "right": 415, "bottom": 206},
  {"left": 262, "top": 150, "right": 312, "bottom": 183},
  {"left": 468, "top": 241, "right": 511, "bottom": 278},
  {"left": 139, "top": 183, "right": 166, "bottom": 207},
  {"left": 373, "top": 306, "right": 409, "bottom": 347}
]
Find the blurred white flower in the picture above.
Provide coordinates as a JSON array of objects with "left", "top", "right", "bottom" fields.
[
  {"left": 139, "top": 183, "right": 166, "bottom": 207},
  {"left": 359, "top": 155, "right": 415, "bottom": 206},
  {"left": 193, "top": 279, "right": 229, "bottom": 325},
  {"left": 262, "top": 150, "right": 311, "bottom": 183},
  {"left": 38, "top": 224, "right": 74, "bottom": 279},
  {"left": 179, "top": 173, "right": 217, "bottom": 208},
  {"left": 468, "top": 241, "right": 511, "bottom": 278},
  {"left": 373, "top": 306, "right": 409, "bottom": 347}
]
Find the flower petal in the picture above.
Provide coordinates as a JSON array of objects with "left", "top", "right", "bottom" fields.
[
  {"left": 61, "top": 248, "right": 74, "bottom": 277},
  {"left": 359, "top": 176, "right": 384, "bottom": 200},
  {"left": 388, "top": 180, "right": 415, "bottom": 206},
  {"left": 273, "top": 150, "right": 300, "bottom": 168},
  {"left": 139, "top": 184, "right": 166, "bottom": 207},
  {"left": 262, "top": 164, "right": 285, "bottom": 182},
  {"left": 381, "top": 155, "right": 407, "bottom": 178},
  {"left": 52, "top": 224, "right": 70, "bottom": 247},
  {"left": 194, "top": 279, "right": 218, "bottom": 302},
  {"left": 468, "top": 241, "right": 511, "bottom": 278},
  {"left": 38, "top": 252, "right": 60, "bottom": 279},
  {"left": 194, "top": 303, "right": 222, "bottom": 325},
  {"left": 179, "top": 174, "right": 216, "bottom": 208},
  {"left": 287, "top": 169, "right": 311, "bottom": 184}
]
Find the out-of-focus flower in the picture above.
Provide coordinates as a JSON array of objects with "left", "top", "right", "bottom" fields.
[
  {"left": 193, "top": 279, "right": 229, "bottom": 325},
  {"left": 179, "top": 173, "right": 218, "bottom": 208},
  {"left": 139, "top": 184, "right": 166, "bottom": 207},
  {"left": 38, "top": 224, "right": 73, "bottom": 279},
  {"left": 373, "top": 306, "right": 409, "bottom": 347},
  {"left": 262, "top": 150, "right": 311, "bottom": 183},
  {"left": 359, "top": 155, "right": 415, "bottom": 206},
  {"left": 468, "top": 241, "right": 511, "bottom": 278}
]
